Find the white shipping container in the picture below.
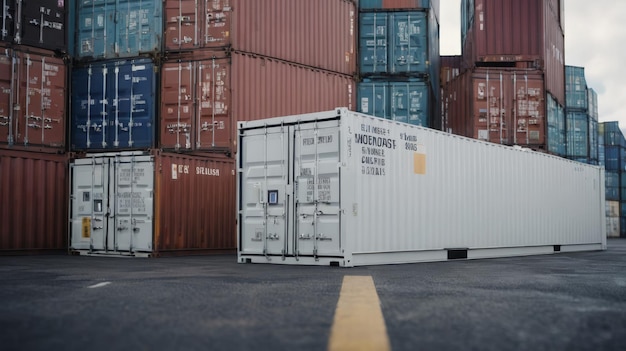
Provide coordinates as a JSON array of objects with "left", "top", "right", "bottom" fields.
[{"left": 237, "top": 108, "right": 606, "bottom": 266}]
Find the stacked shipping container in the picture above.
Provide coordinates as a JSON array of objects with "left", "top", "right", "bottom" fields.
[
  {"left": 65, "top": 0, "right": 359, "bottom": 256},
  {"left": 0, "top": 1, "right": 70, "bottom": 253},
  {"left": 357, "top": 1, "right": 439, "bottom": 128},
  {"left": 599, "top": 122, "right": 626, "bottom": 238},
  {"left": 564, "top": 66, "right": 598, "bottom": 165},
  {"left": 446, "top": 0, "right": 566, "bottom": 153}
]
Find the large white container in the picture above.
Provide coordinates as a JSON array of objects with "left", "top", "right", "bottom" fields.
[{"left": 237, "top": 108, "right": 606, "bottom": 266}]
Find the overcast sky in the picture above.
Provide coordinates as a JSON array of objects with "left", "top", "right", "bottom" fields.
[{"left": 440, "top": 0, "right": 626, "bottom": 130}]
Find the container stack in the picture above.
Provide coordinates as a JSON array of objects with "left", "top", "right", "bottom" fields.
[
  {"left": 0, "top": 1, "right": 70, "bottom": 254},
  {"left": 65, "top": 0, "right": 358, "bottom": 257},
  {"left": 356, "top": 0, "right": 440, "bottom": 128},
  {"left": 599, "top": 121, "right": 626, "bottom": 238},
  {"left": 564, "top": 66, "right": 598, "bottom": 165},
  {"left": 443, "top": 0, "right": 566, "bottom": 155}
]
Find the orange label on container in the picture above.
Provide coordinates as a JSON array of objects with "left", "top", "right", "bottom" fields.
[
  {"left": 413, "top": 153, "right": 426, "bottom": 175},
  {"left": 82, "top": 217, "right": 91, "bottom": 238}
]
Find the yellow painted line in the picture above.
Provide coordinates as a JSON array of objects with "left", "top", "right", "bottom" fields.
[{"left": 328, "top": 275, "right": 391, "bottom": 351}]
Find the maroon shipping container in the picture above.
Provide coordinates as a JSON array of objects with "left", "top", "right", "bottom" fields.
[
  {"left": 0, "top": 45, "right": 67, "bottom": 151},
  {"left": 0, "top": 149, "right": 68, "bottom": 253},
  {"left": 160, "top": 49, "right": 356, "bottom": 154},
  {"left": 440, "top": 55, "right": 464, "bottom": 87},
  {"left": 461, "top": 0, "right": 564, "bottom": 104},
  {"left": 164, "top": 0, "right": 356, "bottom": 75},
  {"left": 69, "top": 151, "right": 236, "bottom": 256},
  {"left": 442, "top": 68, "right": 547, "bottom": 149}
]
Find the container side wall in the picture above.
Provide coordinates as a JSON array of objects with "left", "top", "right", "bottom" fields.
[
  {"left": 155, "top": 153, "right": 236, "bottom": 252},
  {"left": 0, "top": 150, "right": 68, "bottom": 252}
]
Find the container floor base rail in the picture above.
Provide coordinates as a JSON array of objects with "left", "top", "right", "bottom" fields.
[
  {"left": 238, "top": 243, "right": 606, "bottom": 267},
  {"left": 70, "top": 250, "right": 152, "bottom": 258}
]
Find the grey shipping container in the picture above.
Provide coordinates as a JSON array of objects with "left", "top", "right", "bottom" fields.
[{"left": 237, "top": 108, "right": 606, "bottom": 266}]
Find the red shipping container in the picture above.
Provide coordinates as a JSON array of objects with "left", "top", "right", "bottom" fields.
[
  {"left": 164, "top": 0, "right": 356, "bottom": 75},
  {"left": 461, "top": 0, "right": 564, "bottom": 104},
  {"left": 442, "top": 68, "right": 547, "bottom": 149},
  {"left": 0, "top": 45, "right": 67, "bottom": 152},
  {"left": 69, "top": 151, "right": 236, "bottom": 256},
  {"left": 160, "top": 49, "right": 356, "bottom": 154},
  {"left": 0, "top": 149, "right": 68, "bottom": 253}
]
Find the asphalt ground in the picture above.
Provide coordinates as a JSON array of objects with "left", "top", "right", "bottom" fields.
[{"left": 1, "top": 239, "right": 625, "bottom": 351}]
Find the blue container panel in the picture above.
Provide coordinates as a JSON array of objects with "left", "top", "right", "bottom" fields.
[
  {"left": 390, "top": 81, "right": 429, "bottom": 127},
  {"left": 359, "top": 13, "right": 389, "bottom": 74},
  {"left": 71, "top": 58, "right": 156, "bottom": 151},
  {"left": 548, "top": 126, "right": 565, "bottom": 156},
  {"left": 390, "top": 12, "right": 428, "bottom": 74},
  {"left": 606, "top": 187, "right": 620, "bottom": 201},
  {"left": 604, "top": 147, "right": 626, "bottom": 172},
  {"left": 76, "top": 0, "right": 162, "bottom": 59},
  {"left": 358, "top": 82, "right": 390, "bottom": 119},
  {"left": 566, "top": 112, "right": 589, "bottom": 158},
  {"left": 589, "top": 119, "right": 598, "bottom": 162},
  {"left": 606, "top": 171, "right": 620, "bottom": 188},
  {"left": 621, "top": 218, "right": 626, "bottom": 237}
]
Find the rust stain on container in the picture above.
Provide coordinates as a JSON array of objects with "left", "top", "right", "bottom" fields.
[
  {"left": 160, "top": 49, "right": 356, "bottom": 155},
  {"left": 0, "top": 149, "right": 68, "bottom": 253},
  {"left": 164, "top": 0, "right": 356, "bottom": 75},
  {"left": 442, "top": 68, "right": 547, "bottom": 149},
  {"left": 462, "top": 0, "right": 564, "bottom": 104},
  {"left": 0, "top": 44, "right": 67, "bottom": 151}
]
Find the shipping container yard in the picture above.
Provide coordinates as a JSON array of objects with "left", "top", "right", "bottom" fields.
[{"left": 0, "top": 0, "right": 620, "bottom": 256}]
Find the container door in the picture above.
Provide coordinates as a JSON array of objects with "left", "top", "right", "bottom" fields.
[
  {"left": 239, "top": 126, "right": 289, "bottom": 258},
  {"left": 293, "top": 121, "right": 342, "bottom": 258},
  {"left": 111, "top": 156, "right": 153, "bottom": 252},
  {"left": 70, "top": 158, "right": 111, "bottom": 252}
]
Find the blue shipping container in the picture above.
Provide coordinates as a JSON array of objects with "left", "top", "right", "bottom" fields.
[
  {"left": 565, "top": 66, "right": 587, "bottom": 110},
  {"left": 71, "top": 58, "right": 156, "bottom": 151},
  {"left": 358, "top": 79, "right": 430, "bottom": 127},
  {"left": 359, "top": 11, "right": 436, "bottom": 76},
  {"left": 606, "top": 187, "right": 619, "bottom": 201},
  {"left": 75, "top": 0, "right": 162, "bottom": 60}
]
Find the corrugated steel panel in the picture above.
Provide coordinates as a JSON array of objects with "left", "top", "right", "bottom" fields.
[
  {"left": 75, "top": 0, "right": 162, "bottom": 60},
  {"left": 69, "top": 151, "right": 235, "bottom": 256},
  {"left": 71, "top": 57, "right": 156, "bottom": 151},
  {"left": 358, "top": 79, "right": 430, "bottom": 127},
  {"left": 443, "top": 68, "right": 547, "bottom": 149},
  {"left": 0, "top": 45, "right": 67, "bottom": 151},
  {"left": 237, "top": 108, "right": 606, "bottom": 266},
  {"left": 587, "top": 88, "right": 598, "bottom": 121},
  {"left": 160, "top": 50, "right": 356, "bottom": 154},
  {"left": 604, "top": 146, "right": 626, "bottom": 172},
  {"left": 440, "top": 55, "right": 463, "bottom": 86},
  {"left": 0, "top": 149, "right": 68, "bottom": 253},
  {"left": 164, "top": 0, "right": 356, "bottom": 75},
  {"left": 461, "top": 0, "right": 564, "bottom": 104},
  {"left": 230, "top": 51, "right": 356, "bottom": 129},
  {"left": 607, "top": 201, "right": 620, "bottom": 217},
  {"left": 1, "top": 0, "right": 68, "bottom": 52}
]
